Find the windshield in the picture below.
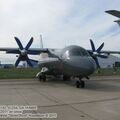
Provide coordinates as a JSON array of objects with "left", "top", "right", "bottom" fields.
[
  {"left": 69, "top": 47, "right": 89, "bottom": 57},
  {"left": 62, "top": 46, "right": 90, "bottom": 59}
]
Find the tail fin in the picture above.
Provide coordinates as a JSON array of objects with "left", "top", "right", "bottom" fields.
[
  {"left": 114, "top": 20, "right": 120, "bottom": 26},
  {"left": 40, "top": 34, "right": 43, "bottom": 48}
]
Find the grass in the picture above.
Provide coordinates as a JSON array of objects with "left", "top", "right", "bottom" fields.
[
  {"left": 92, "top": 68, "right": 120, "bottom": 76},
  {"left": 0, "top": 68, "right": 40, "bottom": 79},
  {"left": 0, "top": 68, "right": 120, "bottom": 79}
]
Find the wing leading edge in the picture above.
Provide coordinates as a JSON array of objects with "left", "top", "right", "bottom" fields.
[{"left": 87, "top": 50, "right": 120, "bottom": 55}]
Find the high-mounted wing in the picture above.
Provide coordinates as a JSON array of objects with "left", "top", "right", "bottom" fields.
[
  {"left": 0, "top": 47, "right": 48, "bottom": 54},
  {"left": 88, "top": 49, "right": 120, "bottom": 55}
]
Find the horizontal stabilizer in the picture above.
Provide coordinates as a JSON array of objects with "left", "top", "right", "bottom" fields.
[
  {"left": 105, "top": 10, "right": 120, "bottom": 18},
  {"left": 114, "top": 20, "right": 120, "bottom": 26}
]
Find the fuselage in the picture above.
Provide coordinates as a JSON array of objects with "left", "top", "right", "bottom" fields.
[
  {"left": 39, "top": 45, "right": 96, "bottom": 78},
  {"left": 61, "top": 56, "right": 95, "bottom": 77}
]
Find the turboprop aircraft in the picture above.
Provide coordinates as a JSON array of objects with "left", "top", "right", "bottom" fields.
[
  {"left": 1, "top": 37, "right": 120, "bottom": 88},
  {"left": 36, "top": 39, "right": 120, "bottom": 88},
  {"left": 105, "top": 10, "right": 120, "bottom": 26}
]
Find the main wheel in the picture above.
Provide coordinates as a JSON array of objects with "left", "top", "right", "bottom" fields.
[
  {"left": 76, "top": 81, "right": 80, "bottom": 88},
  {"left": 80, "top": 81, "right": 85, "bottom": 88},
  {"left": 38, "top": 74, "right": 46, "bottom": 82},
  {"left": 42, "top": 75, "right": 46, "bottom": 82}
]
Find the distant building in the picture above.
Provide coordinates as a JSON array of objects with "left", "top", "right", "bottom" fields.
[
  {"left": 98, "top": 55, "right": 120, "bottom": 68},
  {"left": 0, "top": 64, "right": 14, "bottom": 68}
]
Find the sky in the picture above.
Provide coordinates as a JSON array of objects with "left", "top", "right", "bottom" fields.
[{"left": 0, "top": 0, "right": 120, "bottom": 64}]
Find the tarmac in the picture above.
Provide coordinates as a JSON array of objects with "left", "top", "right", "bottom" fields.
[{"left": 0, "top": 76, "right": 120, "bottom": 120}]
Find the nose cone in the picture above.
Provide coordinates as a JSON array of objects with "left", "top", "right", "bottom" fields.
[
  {"left": 85, "top": 57, "right": 96, "bottom": 74},
  {"left": 66, "top": 56, "right": 96, "bottom": 76}
]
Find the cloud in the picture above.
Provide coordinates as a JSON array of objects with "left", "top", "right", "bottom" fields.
[{"left": 0, "top": 0, "right": 120, "bottom": 63}]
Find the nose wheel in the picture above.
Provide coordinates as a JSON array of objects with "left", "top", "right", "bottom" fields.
[{"left": 76, "top": 80, "right": 85, "bottom": 88}]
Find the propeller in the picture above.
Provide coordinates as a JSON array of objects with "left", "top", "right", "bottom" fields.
[
  {"left": 14, "top": 37, "right": 34, "bottom": 67},
  {"left": 90, "top": 39, "right": 108, "bottom": 68}
]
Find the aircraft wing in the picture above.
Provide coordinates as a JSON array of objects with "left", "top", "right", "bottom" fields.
[
  {"left": 105, "top": 10, "right": 120, "bottom": 18},
  {"left": 0, "top": 47, "right": 48, "bottom": 55},
  {"left": 100, "top": 50, "right": 120, "bottom": 54},
  {"left": 87, "top": 50, "right": 120, "bottom": 55}
]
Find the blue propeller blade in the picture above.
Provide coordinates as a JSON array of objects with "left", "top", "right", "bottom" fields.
[
  {"left": 98, "top": 54, "right": 108, "bottom": 58},
  {"left": 15, "top": 57, "right": 21, "bottom": 67},
  {"left": 6, "top": 50, "right": 20, "bottom": 54},
  {"left": 94, "top": 57, "right": 100, "bottom": 68},
  {"left": 14, "top": 37, "right": 23, "bottom": 50},
  {"left": 97, "top": 43, "right": 104, "bottom": 53},
  {"left": 26, "top": 57, "right": 33, "bottom": 67},
  {"left": 25, "top": 37, "right": 33, "bottom": 50},
  {"left": 90, "top": 39, "right": 95, "bottom": 52},
  {"left": 27, "top": 50, "right": 40, "bottom": 55}
]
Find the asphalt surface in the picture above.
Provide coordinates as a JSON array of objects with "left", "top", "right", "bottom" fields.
[{"left": 0, "top": 76, "right": 120, "bottom": 120}]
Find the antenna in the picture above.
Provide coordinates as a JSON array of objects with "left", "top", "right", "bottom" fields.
[{"left": 40, "top": 34, "right": 43, "bottom": 48}]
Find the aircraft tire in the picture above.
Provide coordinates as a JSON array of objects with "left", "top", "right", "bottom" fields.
[
  {"left": 38, "top": 74, "right": 46, "bottom": 82},
  {"left": 80, "top": 81, "right": 85, "bottom": 88},
  {"left": 38, "top": 75, "right": 42, "bottom": 81},
  {"left": 42, "top": 75, "right": 46, "bottom": 82},
  {"left": 76, "top": 81, "right": 80, "bottom": 88}
]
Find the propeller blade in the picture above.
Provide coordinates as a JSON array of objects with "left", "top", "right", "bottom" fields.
[
  {"left": 90, "top": 39, "right": 95, "bottom": 52},
  {"left": 94, "top": 57, "right": 100, "bottom": 68},
  {"left": 15, "top": 57, "right": 21, "bottom": 67},
  {"left": 98, "top": 54, "right": 108, "bottom": 58},
  {"left": 27, "top": 50, "right": 40, "bottom": 55},
  {"left": 97, "top": 43, "right": 104, "bottom": 53},
  {"left": 14, "top": 37, "right": 23, "bottom": 50},
  {"left": 26, "top": 57, "right": 33, "bottom": 67},
  {"left": 6, "top": 50, "right": 20, "bottom": 54},
  {"left": 25, "top": 37, "right": 33, "bottom": 50},
  {"left": 29, "top": 59, "right": 38, "bottom": 63}
]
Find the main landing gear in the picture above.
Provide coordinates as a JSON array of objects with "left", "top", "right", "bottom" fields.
[
  {"left": 38, "top": 74, "right": 46, "bottom": 82},
  {"left": 76, "top": 79, "right": 85, "bottom": 88}
]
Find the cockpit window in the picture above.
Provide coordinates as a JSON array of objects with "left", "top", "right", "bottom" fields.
[
  {"left": 69, "top": 48, "right": 82, "bottom": 56},
  {"left": 80, "top": 48, "right": 89, "bottom": 56},
  {"left": 61, "top": 46, "right": 90, "bottom": 59},
  {"left": 69, "top": 47, "right": 89, "bottom": 57}
]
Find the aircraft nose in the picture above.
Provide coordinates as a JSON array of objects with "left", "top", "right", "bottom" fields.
[
  {"left": 86, "top": 58, "right": 96, "bottom": 73},
  {"left": 67, "top": 57, "right": 96, "bottom": 75}
]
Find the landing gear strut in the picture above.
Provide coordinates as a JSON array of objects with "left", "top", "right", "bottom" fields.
[{"left": 76, "top": 79, "right": 85, "bottom": 88}]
